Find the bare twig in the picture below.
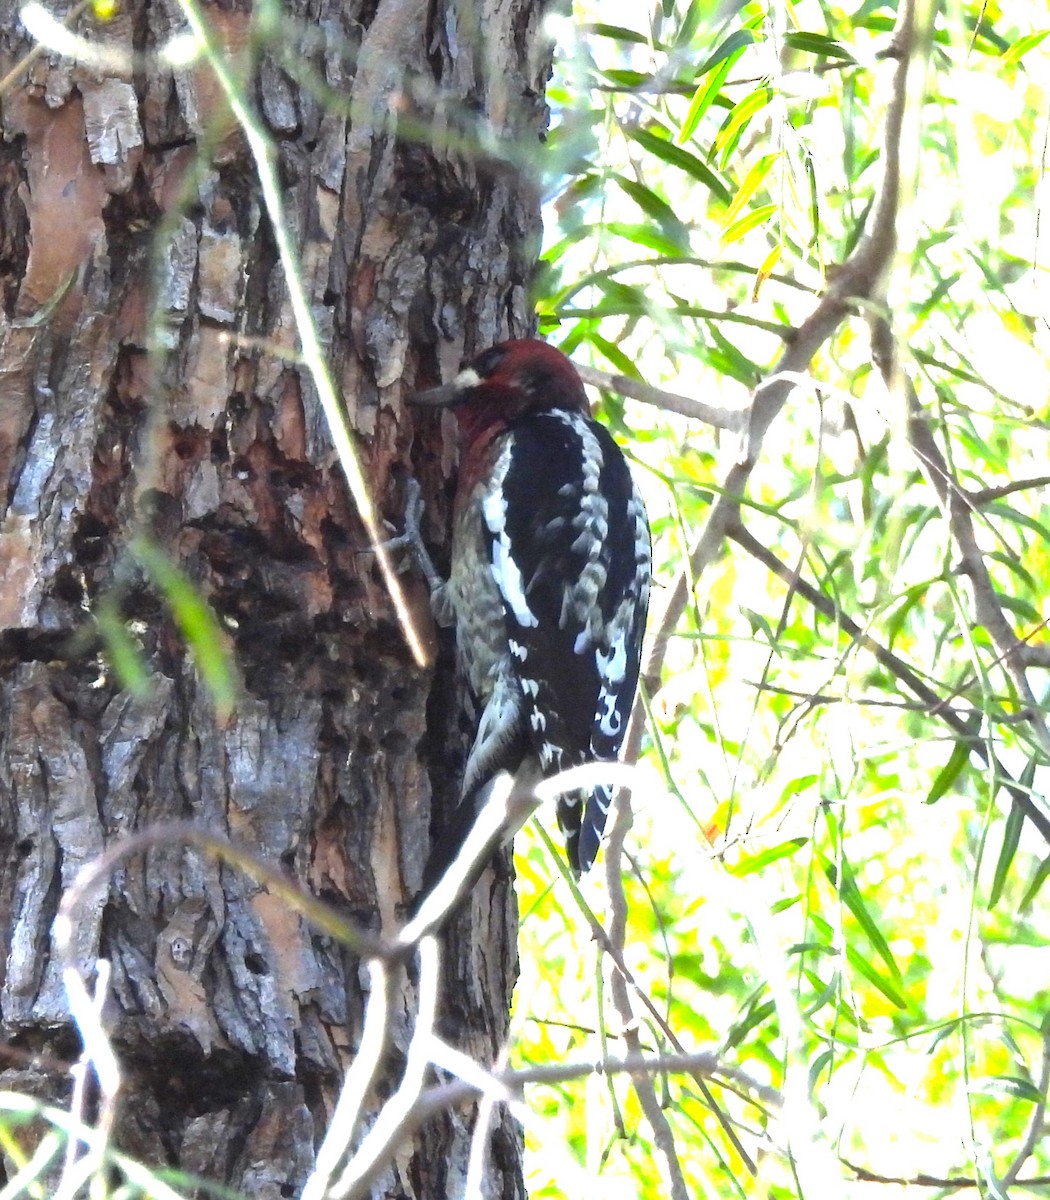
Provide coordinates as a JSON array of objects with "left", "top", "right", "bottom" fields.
[
  {"left": 1001, "top": 1024, "right": 1050, "bottom": 1188},
  {"left": 464, "top": 1045, "right": 513, "bottom": 1198},
  {"left": 337, "top": 936, "right": 442, "bottom": 1200},
  {"left": 870, "top": 315, "right": 1050, "bottom": 767},
  {"left": 0, "top": 1095, "right": 189, "bottom": 1200},
  {"left": 0, "top": 1, "right": 92, "bottom": 95},
  {"left": 576, "top": 363, "right": 748, "bottom": 431},
  {"left": 968, "top": 475, "right": 1050, "bottom": 505},
  {"left": 398, "top": 774, "right": 534, "bottom": 943},
  {"left": 640, "top": 0, "right": 920, "bottom": 698},
  {"left": 843, "top": 1160, "right": 1050, "bottom": 1190},
  {"left": 55, "top": 960, "right": 117, "bottom": 1200},
  {"left": 603, "top": 781, "right": 691, "bottom": 1200},
  {"left": 727, "top": 522, "right": 1050, "bottom": 840},
  {"left": 743, "top": 679, "right": 976, "bottom": 715},
  {"left": 346, "top": 1042, "right": 781, "bottom": 1196},
  {"left": 561, "top": 304, "right": 788, "bottom": 337},
  {"left": 425, "top": 1047, "right": 776, "bottom": 1100},
  {"left": 56, "top": 822, "right": 398, "bottom": 961},
  {"left": 302, "top": 960, "right": 397, "bottom": 1200}
]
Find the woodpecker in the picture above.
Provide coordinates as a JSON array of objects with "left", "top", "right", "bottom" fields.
[{"left": 408, "top": 338, "right": 650, "bottom": 893}]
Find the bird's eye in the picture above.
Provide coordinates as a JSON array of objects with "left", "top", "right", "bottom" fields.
[
  {"left": 517, "top": 366, "right": 547, "bottom": 396},
  {"left": 473, "top": 346, "right": 508, "bottom": 378}
]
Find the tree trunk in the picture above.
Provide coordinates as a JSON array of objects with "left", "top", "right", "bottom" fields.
[{"left": 0, "top": 1, "right": 548, "bottom": 1194}]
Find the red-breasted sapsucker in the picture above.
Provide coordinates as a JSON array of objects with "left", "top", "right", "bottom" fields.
[{"left": 408, "top": 338, "right": 650, "bottom": 893}]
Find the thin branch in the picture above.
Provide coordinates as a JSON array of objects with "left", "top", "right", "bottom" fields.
[
  {"left": 398, "top": 774, "right": 535, "bottom": 943},
  {"left": 334, "top": 1040, "right": 784, "bottom": 1200},
  {"left": 842, "top": 1160, "right": 1050, "bottom": 1190},
  {"left": 743, "top": 679, "right": 977, "bottom": 716},
  {"left": 1022, "top": 641, "right": 1050, "bottom": 669},
  {"left": 1001, "top": 1024, "right": 1050, "bottom": 1188},
  {"left": 464, "top": 1044, "right": 514, "bottom": 1199},
  {"left": 56, "top": 961, "right": 117, "bottom": 1200},
  {"left": 433, "top": 1047, "right": 775, "bottom": 1098},
  {"left": 1, "top": 1, "right": 94, "bottom": 93},
  {"left": 870, "top": 314, "right": 1050, "bottom": 766},
  {"left": 552, "top": 255, "right": 819, "bottom": 306},
  {"left": 301, "top": 959, "right": 396, "bottom": 1200},
  {"left": 55, "top": 822, "right": 398, "bottom": 962},
  {"left": 604, "top": 784, "right": 691, "bottom": 1200},
  {"left": 599, "top": 782, "right": 759, "bottom": 1176},
  {"left": 559, "top": 304, "right": 789, "bottom": 337},
  {"left": 337, "top": 935, "right": 442, "bottom": 1200},
  {"left": 727, "top": 522, "right": 1050, "bottom": 841},
  {"left": 641, "top": 0, "right": 919, "bottom": 699},
  {"left": 968, "top": 475, "right": 1050, "bottom": 505},
  {"left": 576, "top": 363, "right": 746, "bottom": 431}
]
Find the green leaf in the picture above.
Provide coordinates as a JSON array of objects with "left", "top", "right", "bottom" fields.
[
  {"left": 626, "top": 125, "right": 732, "bottom": 203},
  {"left": 844, "top": 942, "right": 909, "bottom": 1009},
  {"left": 730, "top": 837, "right": 809, "bottom": 876},
  {"left": 784, "top": 32, "right": 856, "bottom": 62},
  {"left": 724, "top": 996, "right": 776, "bottom": 1048},
  {"left": 821, "top": 850, "right": 903, "bottom": 985},
  {"left": 94, "top": 598, "right": 153, "bottom": 697},
  {"left": 604, "top": 221, "right": 686, "bottom": 256},
  {"left": 583, "top": 22, "right": 648, "bottom": 44},
  {"left": 788, "top": 941, "right": 838, "bottom": 956},
  {"left": 723, "top": 152, "right": 779, "bottom": 227},
  {"left": 588, "top": 333, "right": 640, "bottom": 379},
  {"left": 925, "top": 736, "right": 972, "bottom": 805},
  {"left": 996, "top": 591, "right": 1041, "bottom": 623},
  {"left": 715, "top": 87, "right": 773, "bottom": 168},
  {"left": 598, "top": 68, "right": 652, "bottom": 89},
  {"left": 613, "top": 177, "right": 689, "bottom": 246},
  {"left": 721, "top": 203, "right": 776, "bottom": 244},
  {"left": 803, "top": 975, "right": 840, "bottom": 1017},
  {"left": 131, "top": 537, "right": 238, "bottom": 720},
  {"left": 974, "top": 1075, "right": 1044, "bottom": 1102},
  {"left": 741, "top": 606, "right": 777, "bottom": 643},
  {"left": 541, "top": 224, "right": 594, "bottom": 268},
  {"left": 680, "top": 56, "right": 733, "bottom": 144},
  {"left": 1019, "top": 853, "right": 1050, "bottom": 913},
  {"left": 673, "top": 0, "right": 706, "bottom": 49},
  {"left": 989, "top": 800, "right": 1026, "bottom": 908},
  {"left": 986, "top": 548, "right": 1038, "bottom": 593},
  {"left": 696, "top": 28, "right": 758, "bottom": 78},
  {"left": 705, "top": 321, "right": 762, "bottom": 385},
  {"left": 594, "top": 277, "right": 649, "bottom": 309},
  {"left": 1002, "top": 29, "right": 1050, "bottom": 66}
]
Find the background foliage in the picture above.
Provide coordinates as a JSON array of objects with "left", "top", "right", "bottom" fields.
[
  {"left": 511, "top": 0, "right": 1050, "bottom": 1196},
  {"left": 3, "top": 0, "right": 1048, "bottom": 1197}
]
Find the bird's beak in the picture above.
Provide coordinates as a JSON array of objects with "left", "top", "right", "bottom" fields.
[
  {"left": 407, "top": 366, "right": 482, "bottom": 408},
  {"left": 407, "top": 383, "right": 463, "bottom": 408}
]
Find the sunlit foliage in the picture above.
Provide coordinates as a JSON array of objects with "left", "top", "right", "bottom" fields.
[{"left": 514, "top": 1, "right": 1050, "bottom": 1195}]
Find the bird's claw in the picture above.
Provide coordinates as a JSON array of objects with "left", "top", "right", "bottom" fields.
[{"left": 375, "top": 477, "right": 444, "bottom": 593}]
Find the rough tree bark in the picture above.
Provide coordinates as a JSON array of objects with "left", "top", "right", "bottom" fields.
[{"left": 0, "top": 0, "right": 549, "bottom": 1194}]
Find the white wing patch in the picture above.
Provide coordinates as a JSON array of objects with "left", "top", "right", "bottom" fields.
[
  {"left": 596, "top": 625, "right": 628, "bottom": 685},
  {"left": 483, "top": 483, "right": 539, "bottom": 629}
]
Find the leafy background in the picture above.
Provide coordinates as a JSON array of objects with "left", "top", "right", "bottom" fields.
[
  {"left": 3, "top": 0, "right": 1047, "bottom": 1196},
  {"left": 511, "top": 1, "right": 1050, "bottom": 1196}
]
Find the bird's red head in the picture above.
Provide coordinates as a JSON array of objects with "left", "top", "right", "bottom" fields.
[{"left": 409, "top": 339, "right": 588, "bottom": 444}]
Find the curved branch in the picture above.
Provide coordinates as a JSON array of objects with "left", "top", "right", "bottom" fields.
[
  {"left": 727, "top": 522, "right": 1050, "bottom": 841},
  {"left": 576, "top": 363, "right": 747, "bottom": 431},
  {"left": 870, "top": 315, "right": 1050, "bottom": 765},
  {"left": 639, "top": 0, "right": 921, "bottom": 699}
]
